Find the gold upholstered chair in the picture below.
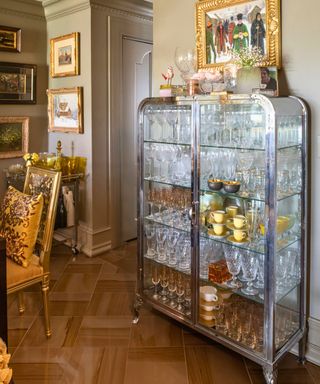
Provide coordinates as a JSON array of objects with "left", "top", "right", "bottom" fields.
[{"left": 5, "top": 167, "right": 61, "bottom": 338}]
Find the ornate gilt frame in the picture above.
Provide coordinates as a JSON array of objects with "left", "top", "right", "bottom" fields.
[
  {"left": 0, "top": 116, "right": 29, "bottom": 159},
  {"left": 50, "top": 32, "right": 80, "bottom": 78},
  {"left": 196, "top": 0, "right": 281, "bottom": 71},
  {"left": 47, "top": 86, "right": 83, "bottom": 134}
]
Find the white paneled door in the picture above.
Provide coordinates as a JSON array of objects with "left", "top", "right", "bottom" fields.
[{"left": 121, "top": 37, "right": 152, "bottom": 241}]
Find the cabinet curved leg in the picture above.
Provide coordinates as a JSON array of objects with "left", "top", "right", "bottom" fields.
[
  {"left": 263, "top": 365, "right": 278, "bottom": 384},
  {"left": 132, "top": 292, "right": 143, "bottom": 324}
]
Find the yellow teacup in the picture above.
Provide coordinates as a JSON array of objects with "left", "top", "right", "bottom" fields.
[
  {"left": 233, "top": 215, "right": 247, "bottom": 229},
  {"left": 234, "top": 229, "right": 247, "bottom": 242},
  {"left": 212, "top": 210, "right": 226, "bottom": 224},
  {"left": 213, "top": 223, "right": 226, "bottom": 236},
  {"left": 226, "top": 205, "right": 238, "bottom": 218}
]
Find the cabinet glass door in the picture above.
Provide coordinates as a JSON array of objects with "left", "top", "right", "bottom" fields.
[
  {"left": 140, "top": 103, "right": 193, "bottom": 320},
  {"left": 274, "top": 111, "right": 304, "bottom": 351},
  {"left": 197, "top": 100, "right": 267, "bottom": 354}
]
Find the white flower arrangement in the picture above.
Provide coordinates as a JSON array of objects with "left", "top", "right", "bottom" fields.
[{"left": 232, "top": 47, "right": 264, "bottom": 68}]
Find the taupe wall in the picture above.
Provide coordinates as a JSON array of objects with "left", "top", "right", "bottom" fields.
[
  {"left": 43, "top": 0, "right": 152, "bottom": 255},
  {"left": 153, "top": 0, "right": 320, "bottom": 362},
  {"left": 0, "top": 0, "right": 47, "bottom": 196}
]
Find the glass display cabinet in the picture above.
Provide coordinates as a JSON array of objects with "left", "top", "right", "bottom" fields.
[{"left": 134, "top": 94, "right": 308, "bottom": 384}]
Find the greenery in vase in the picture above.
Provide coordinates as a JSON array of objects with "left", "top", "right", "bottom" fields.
[{"left": 232, "top": 47, "right": 264, "bottom": 68}]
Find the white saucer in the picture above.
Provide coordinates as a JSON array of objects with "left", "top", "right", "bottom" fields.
[
  {"left": 207, "top": 230, "right": 230, "bottom": 239},
  {"left": 227, "top": 234, "right": 249, "bottom": 244},
  {"left": 226, "top": 221, "right": 248, "bottom": 231}
]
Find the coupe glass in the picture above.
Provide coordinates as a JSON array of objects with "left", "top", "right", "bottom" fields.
[{"left": 240, "top": 250, "right": 259, "bottom": 296}]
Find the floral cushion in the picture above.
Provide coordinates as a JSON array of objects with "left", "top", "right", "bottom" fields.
[{"left": 1, "top": 186, "right": 43, "bottom": 267}]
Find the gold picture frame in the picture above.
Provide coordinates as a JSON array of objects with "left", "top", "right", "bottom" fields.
[
  {"left": 50, "top": 32, "right": 80, "bottom": 77},
  {"left": 0, "top": 117, "right": 29, "bottom": 159},
  {"left": 196, "top": 0, "right": 281, "bottom": 71},
  {"left": 0, "top": 25, "right": 21, "bottom": 53},
  {"left": 47, "top": 87, "right": 83, "bottom": 134}
]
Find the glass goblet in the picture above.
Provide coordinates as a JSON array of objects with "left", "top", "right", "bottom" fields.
[
  {"left": 156, "top": 227, "right": 168, "bottom": 262},
  {"left": 151, "top": 264, "right": 160, "bottom": 300},
  {"left": 223, "top": 245, "right": 242, "bottom": 289},
  {"left": 176, "top": 274, "right": 185, "bottom": 312},
  {"left": 145, "top": 224, "right": 155, "bottom": 259},
  {"left": 159, "top": 266, "right": 169, "bottom": 302},
  {"left": 240, "top": 251, "right": 259, "bottom": 296}
]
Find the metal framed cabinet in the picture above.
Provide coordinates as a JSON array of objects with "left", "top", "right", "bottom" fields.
[{"left": 134, "top": 94, "right": 308, "bottom": 383}]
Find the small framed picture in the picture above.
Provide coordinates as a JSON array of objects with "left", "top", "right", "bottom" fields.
[
  {"left": 50, "top": 32, "right": 80, "bottom": 77},
  {"left": 0, "top": 62, "right": 36, "bottom": 104},
  {"left": 0, "top": 26, "right": 21, "bottom": 53},
  {"left": 47, "top": 87, "right": 83, "bottom": 134},
  {"left": 0, "top": 117, "right": 29, "bottom": 159},
  {"left": 254, "top": 66, "right": 279, "bottom": 96}
]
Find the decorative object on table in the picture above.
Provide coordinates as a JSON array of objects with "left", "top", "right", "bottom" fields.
[
  {"left": 0, "top": 62, "right": 36, "bottom": 104},
  {"left": 47, "top": 87, "right": 83, "bottom": 133},
  {"left": 0, "top": 338, "right": 12, "bottom": 384},
  {"left": 1, "top": 186, "right": 43, "bottom": 268},
  {"left": 50, "top": 32, "right": 80, "bottom": 77},
  {"left": 23, "top": 152, "right": 39, "bottom": 167},
  {"left": 224, "top": 63, "right": 238, "bottom": 92},
  {"left": 174, "top": 47, "right": 197, "bottom": 81},
  {"left": 162, "top": 65, "right": 174, "bottom": 86},
  {"left": 0, "top": 116, "right": 29, "bottom": 159},
  {"left": 253, "top": 66, "right": 279, "bottom": 96},
  {"left": 0, "top": 25, "right": 21, "bottom": 53},
  {"left": 197, "top": 70, "right": 224, "bottom": 94},
  {"left": 232, "top": 47, "right": 264, "bottom": 94},
  {"left": 159, "top": 66, "right": 175, "bottom": 97},
  {"left": 196, "top": 0, "right": 281, "bottom": 71}
]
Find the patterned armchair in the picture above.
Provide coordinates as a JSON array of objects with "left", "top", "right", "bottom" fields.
[{"left": 6, "top": 167, "right": 61, "bottom": 338}]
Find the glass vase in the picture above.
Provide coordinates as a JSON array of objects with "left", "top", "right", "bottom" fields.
[{"left": 236, "top": 67, "right": 261, "bottom": 94}]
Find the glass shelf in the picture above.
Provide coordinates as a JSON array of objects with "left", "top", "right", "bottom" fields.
[
  {"left": 144, "top": 139, "right": 191, "bottom": 147},
  {"left": 200, "top": 185, "right": 302, "bottom": 203},
  {"left": 200, "top": 230, "right": 301, "bottom": 256},
  {"left": 200, "top": 143, "right": 265, "bottom": 151},
  {"left": 144, "top": 177, "right": 191, "bottom": 189},
  {"left": 200, "top": 276, "right": 301, "bottom": 305}
]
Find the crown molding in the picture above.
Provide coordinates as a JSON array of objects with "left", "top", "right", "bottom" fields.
[
  {"left": 42, "top": 0, "right": 152, "bottom": 21},
  {"left": 91, "top": 0, "right": 153, "bottom": 20},
  {"left": 0, "top": 0, "right": 45, "bottom": 21},
  {"left": 42, "top": 0, "right": 91, "bottom": 21}
]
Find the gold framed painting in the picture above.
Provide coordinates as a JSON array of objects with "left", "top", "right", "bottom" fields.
[
  {"left": 47, "top": 87, "right": 83, "bottom": 134},
  {"left": 0, "top": 62, "right": 36, "bottom": 104},
  {"left": 0, "top": 117, "right": 29, "bottom": 159},
  {"left": 0, "top": 25, "right": 21, "bottom": 53},
  {"left": 196, "top": 0, "right": 281, "bottom": 71},
  {"left": 50, "top": 32, "right": 80, "bottom": 77}
]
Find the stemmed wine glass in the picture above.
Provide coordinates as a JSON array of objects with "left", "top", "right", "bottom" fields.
[
  {"left": 223, "top": 244, "right": 242, "bottom": 289},
  {"left": 151, "top": 264, "right": 160, "bottom": 299},
  {"left": 167, "top": 270, "right": 177, "bottom": 308},
  {"left": 240, "top": 250, "right": 259, "bottom": 296},
  {"left": 145, "top": 223, "right": 155, "bottom": 259},
  {"left": 176, "top": 274, "right": 185, "bottom": 311},
  {"left": 159, "top": 266, "right": 169, "bottom": 302}
]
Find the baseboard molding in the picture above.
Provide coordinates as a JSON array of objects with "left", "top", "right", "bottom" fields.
[
  {"left": 78, "top": 223, "right": 112, "bottom": 257},
  {"left": 81, "top": 241, "right": 112, "bottom": 257},
  {"left": 290, "top": 317, "right": 320, "bottom": 366}
]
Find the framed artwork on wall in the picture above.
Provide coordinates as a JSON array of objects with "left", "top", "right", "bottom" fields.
[
  {"left": 196, "top": 0, "right": 281, "bottom": 71},
  {"left": 50, "top": 32, "right": 80, "bottom": 77},
  {"left": 0, "top": 25, "right": 21, "bottom": 53},
  {"left": 47, "top": 87, "right": 83, "bottom": 134},
  {"left": 0, "top": 62, "right": 36, "bottom": 104},
  {"left": 0, "top": 117, "right": 29, "bottom": 159}
]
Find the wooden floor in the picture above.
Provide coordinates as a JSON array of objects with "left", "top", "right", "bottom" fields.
[{"left": 7, "top": 241, "right": 320, "bottom": 384}]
